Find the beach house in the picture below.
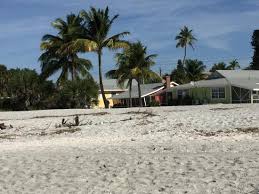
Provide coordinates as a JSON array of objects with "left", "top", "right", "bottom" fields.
[
  {"left": 166, "top": 70, "right": 259, "bottom": 104},
  {"left": 111, "top": 76, "right": 178, "bottom": 107}
]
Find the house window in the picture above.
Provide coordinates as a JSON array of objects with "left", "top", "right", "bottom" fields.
[
  {"left": 211, "top": 88, "right": 225, "bottom": 99},
  {"left": 178, "top": 90, "right": 189, "bottom": 99}
]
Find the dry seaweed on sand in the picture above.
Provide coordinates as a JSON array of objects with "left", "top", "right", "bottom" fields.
[
  {"left": 1, "top": 112, "right": 110, "bottom": 122},
  {"left": 210, "top": 107, "right": 242, "bottom": 111},
  {"left": 235, "top": 127, "right": 259, "bottom": 134},
  {"left": 123, "top": 110, "right": 158, "bottom": 117},
  {"left": 46, "top": 128, "right": 81, "bottom": 136}
]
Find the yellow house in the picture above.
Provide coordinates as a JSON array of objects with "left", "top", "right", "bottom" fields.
[{"left": 97, "top": 79, "right": 135, "bottom": 108}]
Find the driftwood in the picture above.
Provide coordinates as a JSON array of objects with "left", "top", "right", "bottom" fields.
[
  {"left": 57, "top": 116, "right": 80, "bottom": 128},
  {"left": 0, "top": 123, "right": 7, "bottom": 130}
]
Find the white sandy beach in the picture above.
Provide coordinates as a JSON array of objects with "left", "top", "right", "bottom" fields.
[{"left": 0, "top": 104, "right": 259, "bottom": 193}]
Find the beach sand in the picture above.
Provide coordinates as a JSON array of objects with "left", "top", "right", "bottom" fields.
[{"left": 0, "top": 104, "right": 259, "bottom": 193}]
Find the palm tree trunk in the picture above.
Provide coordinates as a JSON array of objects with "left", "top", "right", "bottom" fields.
[
  {"left": 98, "top": 50, "right": 109, "bottom": 109},
  {"left": 137, "top": 78, "right": 142, "bottom": 107},
  {"left": 129, "top": 79, "right": 132, "bottom": 107},
  {"left": 183, "top": 45, "right": 187, "bottom": 66}
]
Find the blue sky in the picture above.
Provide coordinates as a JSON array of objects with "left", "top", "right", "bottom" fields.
[{"left": 1, "top": 0, "right": 259, "bottom": 77}]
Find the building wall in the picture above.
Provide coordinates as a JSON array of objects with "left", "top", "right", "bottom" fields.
[
  {"left": 171, "top": 86, "right": 231, "bottom": 104},
  {"left": 190, "top": 87, "right": 231, "bottom": 104},
  {"left": 98, "top": 92, "right": 122, "bottom": 108}
]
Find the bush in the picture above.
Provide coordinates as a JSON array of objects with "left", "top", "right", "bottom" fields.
[
  {"left": 0, "top": 66, "right": 98, "bottom": 110},
  {"left": 148, "top": 101, "right": 160, "bottom": 107}
]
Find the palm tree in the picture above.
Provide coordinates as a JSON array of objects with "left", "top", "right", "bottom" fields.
[
  {"left": 210, "top": 60, "right": 240, "bottom": 72},
  {"left": 228, "top": 59, "right": 240, "bottom": 70},
  {"left": 126, "top": 42, "right": 160, "bottom": 107},
  {"left": 72, "top": 7, "right": 130, "bottom": 109},
  {"left": 210, "top": 62, "right": 228, "bottom": 72},
  {"left": 175, "top": 26, "right": 197, "bottom": 66},
  {"left": 106, "top": 52, "right": 135, "bottom": 107},
  {"left": 106, "top": 42, "right": 160, "bottom": 107},
  {"left": 184, "top": 59, "right": 206, "bottom": 82},
  {"left": 39, "top": 14, "right": 92, "bottom": 84}
]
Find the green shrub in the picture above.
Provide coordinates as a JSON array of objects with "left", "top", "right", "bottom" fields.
[{"left": 149, "top": 100, "right": 160, "bottom": 107}]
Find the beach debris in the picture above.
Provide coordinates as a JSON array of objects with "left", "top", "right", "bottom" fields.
[
  {"left": 0, "top": 134, "right": 16, "bottom": 140},
  {"left": 210, "top": 107, "right": 242, "bottom": 111},
  {"left": 56, "top": 116, "right": 80, "bottom": 128},
  {"left": 123, "top": 110, "right": 157, "bottom": 117},
  {"left": 2, "top": 112, "right": 110, "bottom": 121},
  {"left": 236, "top": 127, "right": 259, "bottom": 134},
  {"left": 74, "top": 115, "right": 79, "bottom": 126},
  {"left": 0, "top": 123, "right": 7, "bottom": 130},
  {"left": 39, "top": 127, "right": 81, "bottom": 136},
  {"left": 194, "top": 127, "right": 259, "bottom": 137},
  {"left": 0, "top": 123, "right": 12, "bottom": 130}
]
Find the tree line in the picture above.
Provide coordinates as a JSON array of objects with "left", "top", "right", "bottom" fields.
[{"left": 0, "top": 65, "right": 98, "bottom": 110}]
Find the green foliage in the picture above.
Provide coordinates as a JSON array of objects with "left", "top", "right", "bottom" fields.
[
  {"left": 0, "top": 65, "right": 98, "bottom": 111},
  {"left": 170, "top": 59, "right": 206, "bottom": 84},
  {"left": 210, "top": 62, "right": 228, "bottom": 72},
  {"left": 0, "top": 64, "right": 8, "bottom": 96},
  {"left": 0, "top": 67, "right": 56, "bottom": 110},
  {"left": 250, "top": 30, "right": 259, "bottom": 70},
  {"left": 210, "top": 60, "right": 240, "bottom": 72},
  {"left": 175, "top": 26, "right": 197, "bottom": 49},
  {"left": 148, "top": 101, "right": 160, "bottom": 107},
  {"left": 106, "top": 41, "right": 161, "bottom": 107},
  {"left": 39, "top": 13, "right": 92, "bottom": 84},
  {"left": 184, "top": 59, "right": 206, "bottom": 81},
  {"left": 56, "top": 78, "right": 98, "bottom": 109},
  {"left": 170, "top": 60, "right": 187, "bottom": 84},
  {"left": 75, "top": 6, "right": 130, "bottom": 109},
  {"left": 228, "top": 59, "right": 240, "bottom": 70}
]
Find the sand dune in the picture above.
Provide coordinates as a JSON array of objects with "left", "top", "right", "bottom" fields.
[{"left": 0, "top": 104, "right": 259, "bottom": 193}]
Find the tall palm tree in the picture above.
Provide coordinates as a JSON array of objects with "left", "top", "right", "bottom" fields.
[
  {"left": 72, "top": 7, "right": 130, "bottom": 109},
  {"left": 39, "top": 14, "right": 92, "bottom": 84},
  {"left": 175, "top": 26, "right": 197, "bottom": 66},
  {"left": 184, "top": 59, "right": 206, "bottom": 82}
]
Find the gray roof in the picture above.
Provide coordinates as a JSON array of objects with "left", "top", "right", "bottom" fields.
[
  {"left": 167, "top": 78, "right": 229, "bottom": 92},
  {"left": 217, "top": 70, "right": 259, "bottom": 90},
  {"left": 111, "top": 83, "right": 164, "bottom": 99},
  {"left": 217, "top": 70, "right": 259, "bottom": 80},
  {"left": 167, "top": 70, "right": 259, "bottom": 92},
  {"left": 97, "top": 79, "right": 137, "bottom": 91}
]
